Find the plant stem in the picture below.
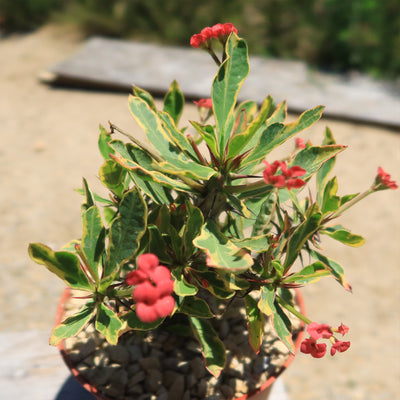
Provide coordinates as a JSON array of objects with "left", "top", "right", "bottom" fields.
[
  {"left": 276, "top": 295, "right": 312, "bottom": 325},
  {"left": 324, "top": 188, "right": 374, "bottom": 222}
]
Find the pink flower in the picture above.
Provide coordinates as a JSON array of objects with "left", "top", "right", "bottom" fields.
[
  {"left": 193, "top": 98, "right": 212, "bottom": 109},
  {"left": 126, "top": 254, "right": 175, "bottom": 323},
  {"left": 375, "top": 167, "right": 398, "bottom": 190},
  {"left": 263, "top": 160, "right": 306, "bottom": 190},
  {"left": 330, "top": 340, "right": 351, "bottom": 356},
  {"left": 307, "top": 322, "right": 333, "bottom": 340},
  {"left": 300, "top": 338, "right": 327, "bottom": 358}
]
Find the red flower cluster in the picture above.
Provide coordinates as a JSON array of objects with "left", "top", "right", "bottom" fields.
[
  {"left": 190, "top": 23, "right": 238, "bottom": 48},
  {"left": 374, "top": 166, "right": 398, "bottom": 190},
  {"left": 263, "top": 160, "right": 306, "bottom": 190},
  {"left": 301, "top": 322, "right": 350, "bottom": 358},
  {"left": 126, "top": 254, "right": 175, "bottom": 323},
  {"left": 193, "top": 98, "right": 212, "bottom": 109},
  {"left": 295, "top": 137, "right": 306, "bottom": 149}
]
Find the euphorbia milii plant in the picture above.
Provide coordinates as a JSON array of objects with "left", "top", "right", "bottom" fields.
[{"left": 29, "top": 23, "right": 397, "bottom": 376}]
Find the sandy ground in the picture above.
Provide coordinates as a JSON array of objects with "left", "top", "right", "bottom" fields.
[{"left": 0, "top": 25, "right": 399, "bottom": 400}]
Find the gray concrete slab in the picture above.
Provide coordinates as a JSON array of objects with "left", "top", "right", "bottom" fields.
[{"left": 41, "top": 37, "right": 400, "bottom": 129}]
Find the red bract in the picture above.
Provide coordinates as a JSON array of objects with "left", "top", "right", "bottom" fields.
[
  {"left": 126, "top": 254, "right": 175, "bottom": 323},
  {"left": 375, "top": 166, "right": 398, "bottom": 190},
  {"left": 194, "top": 98, "right": 212, "bottom": 109},
  {"left": 137, "top": 253, "right": 159, "bottom": 271},
  {"left": 263, "top": 160, "right": 306, "bottom": 190},
  {"left": 335, "top": 323, "right": 350, "bottom": 336},
  {"left": 295, "top": 137, "right": 306, "bottom": 149},
  {"left": 190, "top": 23, "right": 239, "bottom": 48},
  {"left": 300, "top": 338, "right": 327, "bottom": 358},
  {"left": 330, "top": 340, "right": 351, "bottom": 356},
  {"left": 190, "top": 33, "right": 206, "bottom": 48},
  {"left": 307, "top": 322, "right": 333, "bottom": 340}
]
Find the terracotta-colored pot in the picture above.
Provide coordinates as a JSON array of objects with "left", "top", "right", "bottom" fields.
[{"left": 56, "top": 288, "right": 305, "bottom": 400}]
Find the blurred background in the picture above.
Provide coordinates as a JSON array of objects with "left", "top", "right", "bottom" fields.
[{"left": 0, "top": 0, "right": 399, "bottom": 79}]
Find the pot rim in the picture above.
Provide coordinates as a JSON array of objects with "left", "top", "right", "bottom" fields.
[{"left": 55, "top": 288, "right": 306, "bottom": 400}]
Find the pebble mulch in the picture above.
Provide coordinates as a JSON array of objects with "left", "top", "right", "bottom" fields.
[{"left": 61, "top": 293, "right": 302, "bottom": 400}]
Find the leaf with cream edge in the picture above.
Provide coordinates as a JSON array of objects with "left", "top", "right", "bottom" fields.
[
  {"left": 193, "top": 220, "right": 253, "bottom": 273},
  {"left": 245, "top": 294, "right": 264, "bottom": 354},
  {"left": 310, "top": 250, "right": 352, "bottom": 291},
  {"left": 50, "top": 301, "right": 96, "bottom": 346},
  {"left": 190, "top": 317, "right": 226, "bottom": 377},
  {"left": 321, "top": 225, "right": 365, "bottom": 247},
  {"left": 106, "top": 188, "right": 147, "bottom": 277},
  {"left": 28, "top": 243, "right": 94, "bottom": 291},
  {"left": 95, "top": 303, "right": 123, "bottom": 345},
  {"left": 212, "top": 32, "right": 250, "bottom": 153},
  {"left": 163, "top": 80, "right": 184, "bottom": 125}
]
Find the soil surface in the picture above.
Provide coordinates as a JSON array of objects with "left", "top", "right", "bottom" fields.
[{"left": 1, "top": 25, "right": 399, "bottom": 400}]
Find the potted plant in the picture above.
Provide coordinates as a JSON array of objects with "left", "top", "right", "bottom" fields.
[{"left": 28, "top": 23, "right": 397, "bottom": 400}]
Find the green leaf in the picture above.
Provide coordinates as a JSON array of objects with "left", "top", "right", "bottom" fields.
[
  {"left": 171, "top": 269, "right": 198, "bottom": 297},
  {"left": 190, "top": 317, "right": 226, "bottom": 377},
  {"left": 271, "top": 301, "right": 294, "bottom": 352},
  {"left": 245, "top": 295, "right": 264, "bottom": 353},
  {"left": 106, "top": 188, "right": 147, "bottom": 276},
  {"left": 128, "top": 95, "right": 180, "bottom": 159},
  {"left": 212, "top": 33, "right": 250, "bottom": 152},
  {"left": 193, "top": 220, "right": 253, "bottom": 273},
  {"left": 179, "top": 296, "right": 214, "bottom": 318},
  {"left": 233, "top": 234, "right": 270, "bottom": 253},
  {"left": 81, "top": 206, "right": 104, "bottom": 281},
  {"left": 258, "top": 285, "right": 275, "bottom": 316},
  {"left": 233, "top": 100, "right": 258, "bottom": 133},
  {"left": 282, "top": 262, "right": 331, "bottom": 284},
  {"left": 163, "top": 80, "right": 184, "bottom": 125},
  {"left": 110, "top": 142, "right": 199, "bottom": 194},
  {"left": 289, "top": 145, "right": 346, "bottom": 182},
  {"left": 183, "top": 203, "right": 204, "bottom": 259},
  {"left": 122, "top": 310, "right": 164, "bottom": 330},
  {"left": 50, "top": 301, "right": 95, "bottom": 345},
  {"left": 132, "top": 86, "right": 157, "bottom": 111},
  {"left": 310, "top": 250, "right": 352, "bottom": 292},
  {"left": 157, "top": 111, "right": 197, "bottom": 160},
  {"left": 98, "top": 124, "right": 114, "bottom": 160},
  {"left": 81, "top": 178, "right": 95, "bottom": 212},
  {"left": 322, "top": 225, "right": 365, "bottom": 247},
  {"left": 284, "top": 203, "right": 322, "bottom": 269},
  {"left": 95, "top": 302, "right": 123, "bottom": 345},
  {"left": 190, "top": 121, "right": 219, "bottom": 157},
  {"left": 321, "top": 177, "right": 341, "bottom": 213},
  {"left": 28, "top": 243, "right": 93, "bottom": 291},
  {"left": 227, "top": 95, "right": 274, "bottom": 159},
  {"left": 316, "top": 126, "right": 336, "bottom": 203},
  {"left": 192, "top": 270, "right": 235, "bottom": 299},
  {"left": 252, "top": 190, "right": 278, "bottom": 236},
  {"left": 111, "top": 141, "right": 174, "bottom": 203},
  {"left": 147, "top": 225, "right": 172, "bottom": 264},
  {"left": 99, "top": 160, "right": 126, "bottom": 194},
  {"left": 241, "top": 106, "right": 325, "bottom": 170}
]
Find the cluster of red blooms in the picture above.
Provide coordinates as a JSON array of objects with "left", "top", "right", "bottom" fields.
[
  {"left": 375, "top": 166, "right": 398, "bottom": 190},
  {"left": 190, "top": 23, "right": 238, "bottom": 48},
  {"left": 263, "top": 160, "right": 306, "bottom": 190},
  {"left": 301, "top": 322, "right": 350, "bottom": 358},
  {"left": 126, "top": 254, "right": 175, "bottom": 323}
]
